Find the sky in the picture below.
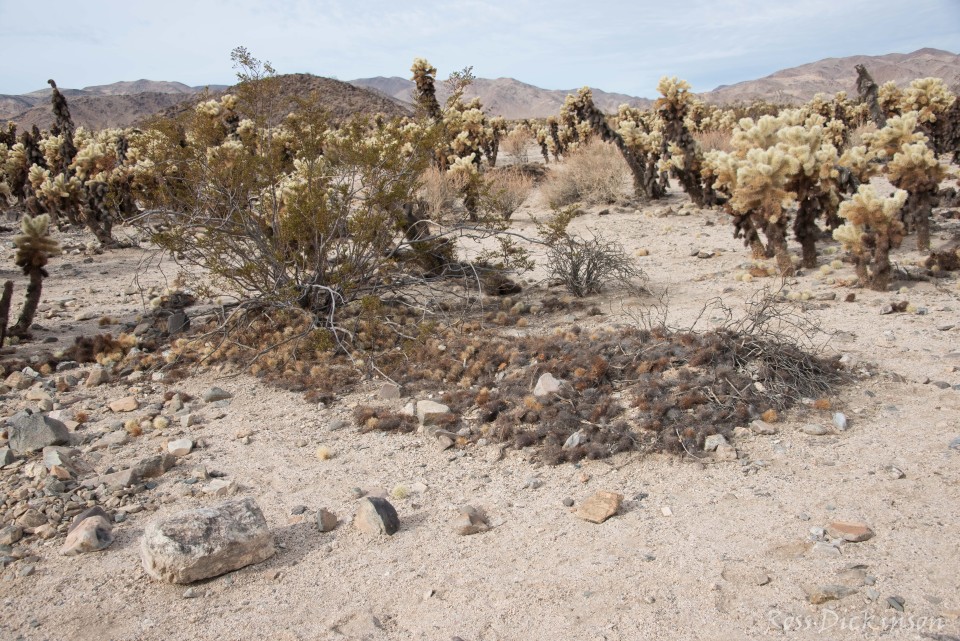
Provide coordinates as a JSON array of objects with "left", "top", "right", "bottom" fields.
[{"left": 1, "top": 0, "right": 958, "bottom": 96}]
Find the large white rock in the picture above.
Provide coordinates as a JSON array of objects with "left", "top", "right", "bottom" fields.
[
  {"left": 140, "top": 497, "right": 275, "bottom": 584},
  {"left": 533, "top": 373, "right": 563, "bottom": 397}
]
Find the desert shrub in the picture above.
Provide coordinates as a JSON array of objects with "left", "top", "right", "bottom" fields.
[
  {"left": 540, "top": 138, "right": 629, "bottom": 207},
  {"left": 418, "top": 166, "right": 467, "bottom": 219},
  {"left": 693, "top": 130, "right": 733, "bottom": 153},
  {"left": 502, "top": 124, "right": 533, "bottom": 163},
  {"left": 481, "top": 167, "right": 534, "bottom": 219}
]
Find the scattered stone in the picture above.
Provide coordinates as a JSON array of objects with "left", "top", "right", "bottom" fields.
[
  {"left": 697, "top": 250, "right": 715, "bottom": 259},
  {"left": 811, "top": 542, "right": 841, "bottom": 556},
  {"left": 714, "top": 443, "right": 738, "bottom": 460},
  {"left": 316, "top": 509, "right": 338, "bottom": 533},
  {"left": 703, "top": 434, "right": 728, "bottom": 452},
  {"left": 8, "top": 414, "right": 70, "bottom": 454},
  {"left": 575, "top": 491, "right": 623, "bottom": 524},
  {"left": 804, "top": 584, "right": 858, "bottom": 604},
  {"left": 887, "top": 595, "right": 905, "bottom": 612},
  {"left": 800, "top": 423, "right": 830, "bottom": 436},
  {"left": 167, "top": 439, "right": 194, "bottom": 457},
  {"left": 0, "top": 447, "right": 14, "bottom": 466},
  {"left": 17, "top": 509, "right": 48, "bottom": 528},
  {"left": 61, "top": 515, "right": 114, "bottom": 555},
  {"left": 563, "top": 430, "right": 586, "bottom": 449},
  {"left": 721, "top": 564, "right": 771, "bottom": 586},
  {"left": 354, "top": 497, "right": 399, "bottom": 536},
  {"left": 182, "top": 587, "right": 201, "bottom": 599},
  {"left": 134, "top": 454, "right": 177, "bottom": 479},
  {"left": 5, "top": 371, "right": 34, "bottom": 390},
  {"left": 167, "top": 310, "right": 190, "bottom": 335},
  {"left": 108, "top": 396, "right": 139, "bottom": 413},
  {"left": 750, "top": 420, "right": 777, "bottom": 435},
  {"left": 140, "top": 498, "right": 275, "bottom": 584},
  {"left": 25, "top": 388, "right": 51, "bottom": 402},
  {"left": 533, "top": 373, "right": 563, "bottom": 397},
  {"left": 826, "top": 521, "right": 874, "bottom": 542},
  {"left": 562, "top": 498, "right": 575, "bottom": 507},
  {"left": 453, "top": 505, "right": 490, "bottom": 535},
  {"left": 832, "top": 412, "right": 849, "bottom": 431},
  {"left": 202, "top": 387, "right": 232, "bottom": 403},
  {"left": 661, "top": 506, "right": 673, "bottom": 517},
  {"left": 436, "top": 435, "right": 454, "bottom": 450},
  {"left": 523, "top": 476, "right": 543, "bottom": 490},
  {"left": 0, "top": 525, "right": 23, "bottom": 545},
  {"left": 378, "top": 383, "right": 401, "bottom": 400},
  {"left": 205, "top": 479, "right": 236, "bottom": 497},
  {"left": 949, "top": 436, "right": 960, "bottom": 451},
  {"left": 416, "top": 400, "right": 451, "bottom": 426}
]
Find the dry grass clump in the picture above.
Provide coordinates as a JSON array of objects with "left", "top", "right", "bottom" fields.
[
  {"left": 419, "top": 166, "right": 467, "bottom": 218},
  {"left": 693, "top": 130, "right": 733, "bottom": 153},
  {"left": 540, "top": 139, "right": 630, "bottom": 207},
  {"left": 482, "top": 167, "right": 534, "bottom": 219},
  {"left": 502, "top": 126, "right": 534, "bottom": 163}
]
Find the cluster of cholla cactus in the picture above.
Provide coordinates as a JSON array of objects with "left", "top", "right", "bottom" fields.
[
  {"left": 705, "top": 109, "right": 843, "bottom": 273},
  {"left": 0, "top": 80, "right": 145, "bottom": 246}
]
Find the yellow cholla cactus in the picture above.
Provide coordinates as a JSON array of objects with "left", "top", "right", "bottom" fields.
[
  {"left": 14, "top": 214, "right": 60, "bottom": 271},
  {"left": 887, "top": 141, "right": 945, "bottom": 191},
  {"left": 729, "top": 147, "right": 800, "bottom": 222},
  {"left": 900, "top": 77, "right": 955, "bottom": 124},
  {"left": 833, "top": 185, "right": 906, "bottom": 250}
]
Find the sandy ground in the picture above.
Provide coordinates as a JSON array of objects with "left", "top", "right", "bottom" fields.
[{"left": 1, "top": 183, "right": 959, "bottom": 641}]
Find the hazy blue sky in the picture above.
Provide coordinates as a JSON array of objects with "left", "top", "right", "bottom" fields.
[{"left": 1, "top": 0, "right": 957, "bottom": 96}]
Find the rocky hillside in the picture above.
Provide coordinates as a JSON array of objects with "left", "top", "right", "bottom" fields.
[
  {"left": 351, "top": 76, "right": 652, "bottom": 119},
  {"left": 701, "top": 48, "right": 960, "bottom": 104}
]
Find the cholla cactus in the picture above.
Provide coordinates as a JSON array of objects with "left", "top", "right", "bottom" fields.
[
  {"left": 833, "top": 186, "right": 906, "bottom": 290},
  {"left": 655, "top": 77, "right": 721, "bottom": 206},
  {"left": 887, "top": 140, "right": 945, "bottom": 250},
  {"left": 8, "top": 214, "right": 60, "bottom": 338},
  {"left": 728, "top": 147, "right": 800, "bottom": 274},
  {"left": 411, "top": 58, "right": 442, "bottom": 121},
  {"left": 877, "top": 81, "right": 903, "bottom": 119},
  {"left": 900, "top": 78, "right": 954, "bottom": 124}
]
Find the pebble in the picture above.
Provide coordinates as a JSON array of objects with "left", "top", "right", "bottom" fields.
[
  {"left": 887, "top": 595, "right": 905, "bottom": 611},
  {"left": 832, "top": 412, "right": 848, "bottom": 431},
  {"left": 562, "top": 498, "right": 574, "bottom": 507},
  {"left": 354, "top": 497, "right": 399, "bottom": 536},
  {"left": 826, "top": 521, "right": 874, "bottom": 542},
  {"left": 703, "top": 434, "right": 728, "bottom": 452},
  {"left": 749, "top": 419, "right": 777, "bottom": 435},
  {"left": 523, "top": 477, "right": 543, "bottom": 490},
  {"left": 532, "top": 373, "right": 563, "bottom": 397},
  {"left": 804, "top": 584, "right": 858, "bottom": 604},
  {"left": 316, "top": 509, "right": 338, "bottom": 533},
  {"left": 167, "top": 439, "right": 194, "bottom": 457},
  {"left": 108, "top": 396, "right": 139, "bottom": 413},
  {"left": 453, "top": 505, "right": 490, "bottom": 535},
  {"left": 800, "top": 423, "right": 830, "bottom": 436}
]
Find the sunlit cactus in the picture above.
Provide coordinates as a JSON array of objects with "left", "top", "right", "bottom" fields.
[
  {"left": 887, "top": 140, "right": 945, "bottom": 250},
  {"left": 411, "top": 58, "right": 442, "bottom": 121},
  {"left": 8, "top": 213, "right": 60, "bottom": 338},
  {"left": 833, "top": 185, "right": 906, "bottom": 290}
]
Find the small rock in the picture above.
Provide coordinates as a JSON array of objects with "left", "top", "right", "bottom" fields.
[
  {"left": 5, "top": 371, "right": 34, "bottom": 390},
  {"left": 140, "top": 497, "right": 275, "bottom": 584},
  {"left": 703, "top": 434, "right": 728, "bottom": 452},
  {"left": 0, "top": 525, "right": 23, "bottom": 545},
  {"left": 84, "top": 367, "right": 110, "bottom": 388},
  {"left": 167, "top": 311, "right": 190, "bottom": 335},
  {"left": 832, "top": 412, "right": 849, "bottom": 431},
  {"left": 316, "top": 509, "right": 338, "bottom": 533},
  {"left": 949, "top": 436, "right": 960, "bottom": 451},
  {"left": 523, "top": 476, "right": 543, "bottom": 490},
  {"left": 378, "top": 383, "right": 401, "bottom": 400},
  {"left": 800, "top": 423, "right": 830, "bottom": 436},
  {"left": 436, "top": 435, "right": 454, "bottom": 451},
  {"left": 201, "top": 387, "right": 232, "bottom": 403},
  {"left": 8, "top": 414, "right": 70, "bottom": 454},
  {"left": 205, "top": 479, "right": 236, "bottom": 497},
  {"left": 887, "top": 595, "right": 905, "bottom": 611},
  {"left": 826, "top": 521, "right": 874, "bottom": 542},
  {"left": 108, "top": 396, "right": 139, "bottom": 413},
  {"left": 354, "top": 497, "right": 399, "bottom": 536},
  {"left": 0, "top": 447, "right": 14, "bottom": 466},
  {"left": 750, "top": 420, "right": 777, "bottom": 435},
  {"left": 416, "top": 400, "right": 451, "bottom": 426},
  {"left": 805, "top": 584, "right": 858, "bottom": 604},
  {"left": 533, "top": 373, "right": 563, "bottom": 397},
  {"left": 575, "top": 491, "right": 623, "bottom": 524},
  {"left": 562, "top": 498, "right": 574, "bottom": 507},
  {"left": 182, "top": 587, "right": 201, "bottom": 599},
  {"left": 697, "top": 250, "right": 715, "bottom": 259},
  {"left": 25, "top": 388, "right": 52, "bottom": 402},
  {"left": 563, "top": 431, "right": 586, "bottom": 449},
  {"left": 60, "top": 516, "right": 114, "bottom": 555},
  {"left": 167, "top": 439, "right": 194, "bottom": 457},
  {"left": 714, "top": 443, "right": 738, "bottom": 460},
  {"left": 453, "top": 505, "right": 490, "bottom": 535}
]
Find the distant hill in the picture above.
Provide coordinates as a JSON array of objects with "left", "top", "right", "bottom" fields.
[
  {"left": 350, "top": 76, "right": 652, "bottom": 119},
  {"left": 1, "top": 75, "right": 408, "bottom": 130},
  {"left": 701, "top": 48, "right": 960, "bottom": 105}
]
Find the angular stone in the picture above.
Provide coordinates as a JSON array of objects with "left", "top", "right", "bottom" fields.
[
  {"left": 61, "top": 516, "right": 114, "bottom": 556},
  {"left": 533, "top": 373, "right": 562, "bottom": 397},
  {"left": 5, "top": 371, "right": 34, "bottom": 390},
  {"left": 378, "top": 383, "right": 401, "bottom": 400},
  {"left": 83, "top": 467, "right": 137, "bottom": 490},
  {"left": 832, "top": 412, "right": 849, "bottom": 431},
  {"left": 167, "top": 439, "right": 194, "bottom": 457},
  {"left": 202, "top": 387, "right": 232, "bottom": 403},
  {"left": 703, "top": 434, "right": 728, "bottom": 452},
  {"left": 42, "top": 446, "right": 79, "bottom": 472},
  {"left": 0, "top": 525, "right": 23, "bottom": 545},
  {"left": 826, "top": 521, "right": 874, "bottom": 542},
  {"left": 140, "top": 498, "right": 275, "bottom": 584},
  {"left": 575, "top": 491, "right": 623, "bottom": 524},
  {"left": 108, "top": 396, "right": 139, "bottom": 413},
  {"left": 17, "top": 509, "right": 48, "bottom": 528},
  {"left": 563, "top": 431, "right": 586, "bottom": 449},
  {"left": 85, "top": 367, "right": 111, "bottom": 387},
  {"left": 453, "top": 505, "right": 490, "bottom": 535},
  {"left": 316, "top": 508, "right": 338, "bottom": 533},
  {"left": 8, "top": 414, "right": 70, "bottom": 454},
  {"left": 750, "top": 419, "right": 778, "bottom": 435},
  {"left": 69, "top": 507, "right": 112, "bottom": 533},
  {"left": 416, "top": 400, "right": 450, "bottom": 426},
  {"left": 167, "top": 310, "right": 190, "bottom": 335},
  {"left": 205, "top": 479, "right": 236, "bottom": 497},
  {"left": 354, "top": 497, "right": 399, "bottom": 535},
  {"left": 25, "top": 388, "right": 52, "bottom": 401},
  {"left": 0, "top": 447, "right": 13, "bottom": 466},
  {"left": 804, "top": 584, "right": 858, "bottom": 604},
  {"left": 134, "top": 453, "right": 176, "bottom": 479}
]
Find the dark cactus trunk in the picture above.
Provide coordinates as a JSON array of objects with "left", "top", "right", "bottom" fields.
[{"left": 8, "top": 269, "right": 44, "bottom": 338}]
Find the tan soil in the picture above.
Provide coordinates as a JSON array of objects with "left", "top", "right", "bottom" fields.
[{"left": 1, "top": 185, "right": 959, "bottom": 640}]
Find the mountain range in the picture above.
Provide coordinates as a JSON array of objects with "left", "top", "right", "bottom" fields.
[{"left": 1, "top": 48, "right": 957, "bottom": 130}]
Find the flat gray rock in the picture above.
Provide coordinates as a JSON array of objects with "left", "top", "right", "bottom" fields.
[{"left": 8, "top": 413, "right": 70, "bottom": 454}]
